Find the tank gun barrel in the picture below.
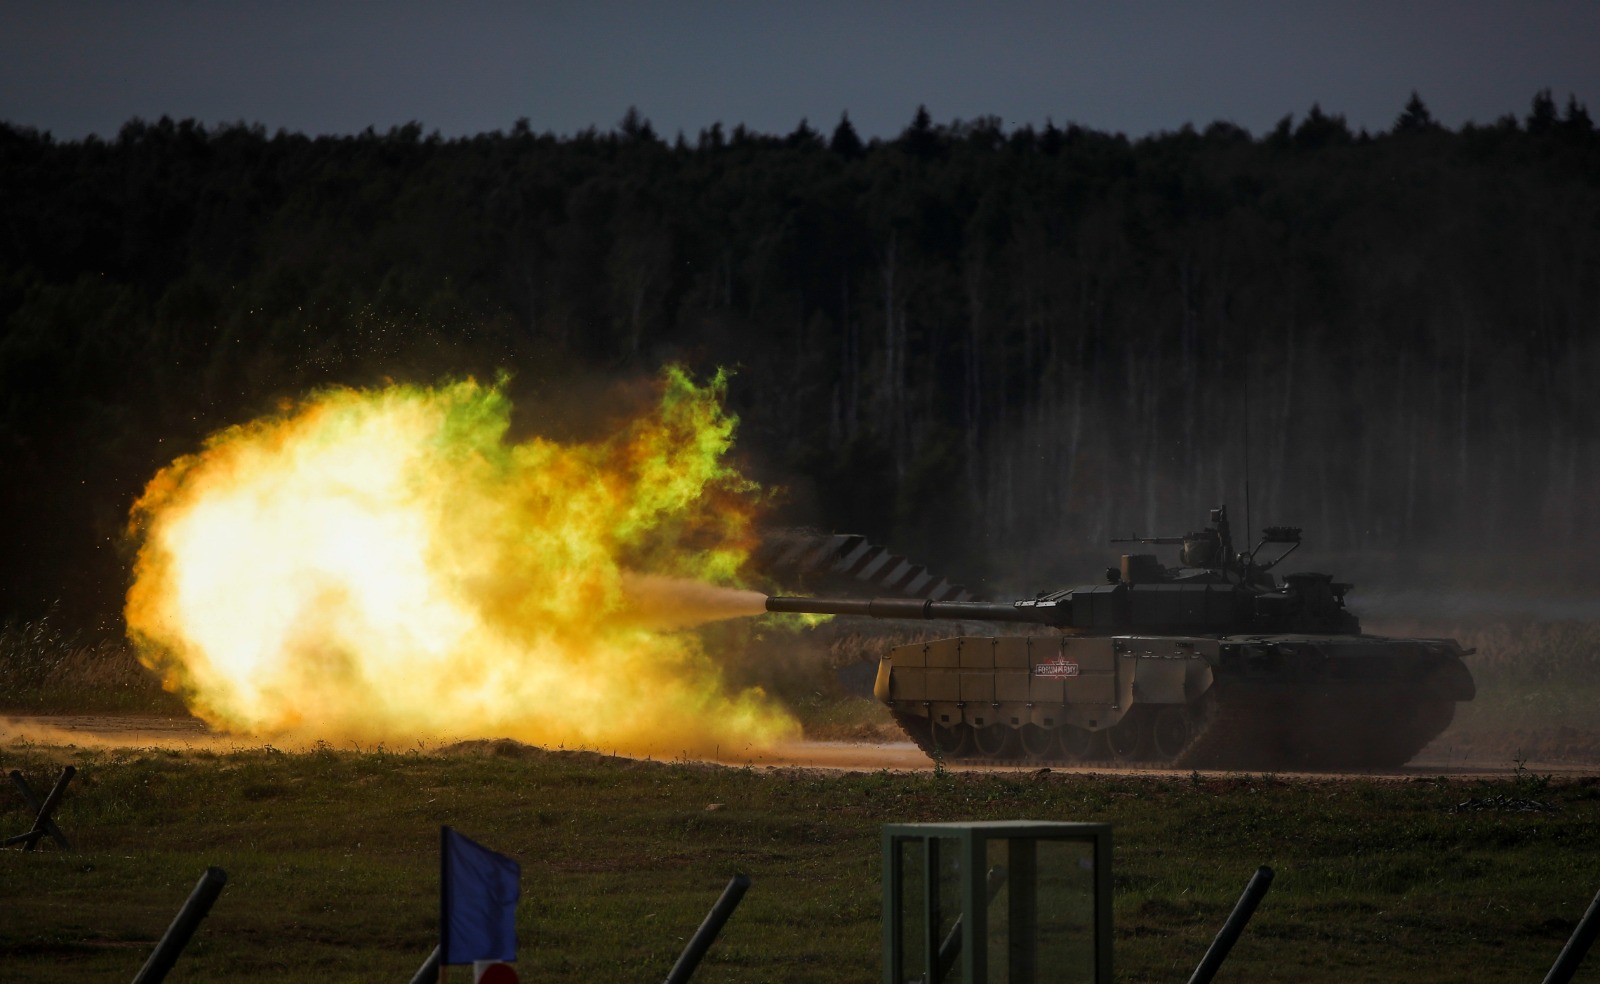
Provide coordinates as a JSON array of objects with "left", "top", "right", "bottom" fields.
[{"left": 765, "top": 595, "right": 1060, "bottom": 625}]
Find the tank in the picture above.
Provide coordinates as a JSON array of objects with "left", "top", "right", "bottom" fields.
[{"left": 766, "top": 507, "right": 1475, "bottom": 769}]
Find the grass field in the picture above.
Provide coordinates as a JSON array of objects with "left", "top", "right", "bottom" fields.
[
  {"left": 3, "top": 615, "right": 1599, "bottom": 982},
  {"left": 2, "top": 741, "right": 1598, "bottom": 983}
]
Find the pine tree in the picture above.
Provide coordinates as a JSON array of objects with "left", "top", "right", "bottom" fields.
[
  {"left": 829, "top": 113, "right": 864, "bottom": 159},
  {"left": 1527, "top": 88, "right": 1558, "bottom": 133},
  {"left": 618, "top": 106, "right": 657, "bottom": 143},
  {"left": 1393, "top": 91, "right": 1437, "bottom": 133},
  {"left": 1562, "top": 94, "right": 1593, "bottom": 133},
  {"left": 786, "top": 118, "right": 823, "bottom": 150},
  {"left": 898, "top": 105, "right": 941, "bottom": 159},
  {"left": 1295, "top": 103, "right": 1351, "bottom": 149}
]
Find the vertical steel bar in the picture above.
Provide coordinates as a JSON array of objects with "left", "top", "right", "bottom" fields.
[
  {"left": 662, "top": 875, "right": 751, "bottom": 984},
  {"left": 131, "top": 866, "right": 228, "bottom": 984},
  {"left": 1542, "top": 889, "right": 1600, "bottom": 984},
  {"left": 1095, "top": 829, "right": 1115, "bottom": 984},
  {"left": 1009, "top": 840, "right": 1038, "bottom": 984},
  {"left": 961, "top": 829, "right": 983, "bottom": 984},
  {"left": 1187, "top": 866, "right": 1274, "bottom": 984},
  {"left": 925, "top": 839, "right": 940, "bottom": 982},
  {"left": 883, "top": 834, "right": 900, "bottom": 984}
]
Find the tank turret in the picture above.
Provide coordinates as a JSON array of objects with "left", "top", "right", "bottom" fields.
[{"left": 769, "top": 508, "right": 1358, "bottom": 635}]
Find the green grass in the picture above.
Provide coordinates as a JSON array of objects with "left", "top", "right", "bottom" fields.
[
  {"left": 2, "top": 741, "right": 1598, "bottom": 983},
  {"left": 1459, "top": 620, "right": 1600, "bottom": 731}
]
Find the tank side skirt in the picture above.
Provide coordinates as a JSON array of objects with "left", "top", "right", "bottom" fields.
[{"left": 879, "top": 633, "right": 1470, "bottom": 768}]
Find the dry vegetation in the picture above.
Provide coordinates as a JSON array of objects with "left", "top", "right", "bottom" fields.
[{"left": 0, "top": 613, "right": 184, "bottom": 715}]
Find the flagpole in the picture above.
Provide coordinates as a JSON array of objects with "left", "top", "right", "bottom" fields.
[{"left": 439, "top": 824, "right": 450, "bottom": 984}]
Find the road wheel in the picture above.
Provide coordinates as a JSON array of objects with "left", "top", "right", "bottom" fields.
[
  {"left": 1106, "top": 710, "right": 1150, "bottom": 761},
  {"left": 1019, "top": 724, "right": 1057, "bottom": 760},
  {"left": 930, "top": 720, "right": 971, "bottom": 758},
  {"left": 972, "top": 723, "right": 1016, "bottom": 759},
  {"left": 1151, "top": 706, "right": 1195, "bottom": 761},
  {"left": 1059, "top": 725, "right": 1098, "bottom": 760}
]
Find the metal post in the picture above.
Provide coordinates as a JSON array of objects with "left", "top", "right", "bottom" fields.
[
  {"left": 662, "top": 875, "right": 751, "bottom": 984},
  {"left": 924, "top": 839, "right": 940, "bottom": 981},
  {"left": 1009, "top": 843, "right": 1038, "bottom": 984},
  {"left": 4, "top": 766, "right": 74, "bottom": 851},
  {"left": 131, "top": 867, "right": 229, "bottom": 984},
  {"left": 1186, "top": 865, "right": 1274, "bottom": 984},
  {"left": 407, "top": 945, "right": 442, "bottom": 984},
  {"left": 1543, "top": 889, "right": 1600, "bottom": 984}
]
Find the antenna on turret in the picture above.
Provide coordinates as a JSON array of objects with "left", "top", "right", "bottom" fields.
[{"left": 1243, "top": 380, "right": 1253, "bottom": 571}]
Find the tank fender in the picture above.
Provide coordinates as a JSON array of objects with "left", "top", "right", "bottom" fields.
[
  {"left": 1429, "top": 657, "right": 1476, "bottom": 702},
  {"left": 873, "top": 654, "right": 893, "bottom": 703}
]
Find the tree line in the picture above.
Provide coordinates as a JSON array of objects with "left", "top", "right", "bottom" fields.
[{"left": 2, "top": 91, "right": 1597, "bottom": 625}]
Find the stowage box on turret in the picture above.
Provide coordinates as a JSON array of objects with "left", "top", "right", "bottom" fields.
[{"left": 766, "top": 507, "right": 1474, "bottom": 769}]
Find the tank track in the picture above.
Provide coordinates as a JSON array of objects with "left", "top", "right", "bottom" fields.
[
  {"left": 890, "top": 681, "right": 1456, "bottom": 771},
  {"left": 891, "top": 711, "right": 948, "bottom": 762}
]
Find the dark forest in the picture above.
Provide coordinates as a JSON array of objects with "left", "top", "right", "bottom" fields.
[{"left": 2, "top": 92, "right": 1597, "bottom": 627}]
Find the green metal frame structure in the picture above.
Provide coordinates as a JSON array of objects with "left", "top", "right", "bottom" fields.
[{"left": 881, "top": 821, "right": 1113, "bottom": 984}]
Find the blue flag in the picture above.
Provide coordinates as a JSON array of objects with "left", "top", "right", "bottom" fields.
[{"left": 440, "top": 826, "right": 521, "bottom": 965}]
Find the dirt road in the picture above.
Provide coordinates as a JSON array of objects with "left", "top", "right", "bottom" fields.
[{"left": 4, "top": 714, "right": 1594, "bottom": 778}]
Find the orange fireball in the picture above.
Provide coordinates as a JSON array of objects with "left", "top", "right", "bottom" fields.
[{"left": 125, "top": 368, "right": 795, "bottom": 754}]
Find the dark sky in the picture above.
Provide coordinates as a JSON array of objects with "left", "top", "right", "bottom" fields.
[{"left": 3, "top": 1, "right": 1598, "bottom": 141}]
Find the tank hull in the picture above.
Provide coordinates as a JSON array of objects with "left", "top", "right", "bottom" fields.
[{"left": 876, "top": 633, "right": 1473, "bottom": 769}]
